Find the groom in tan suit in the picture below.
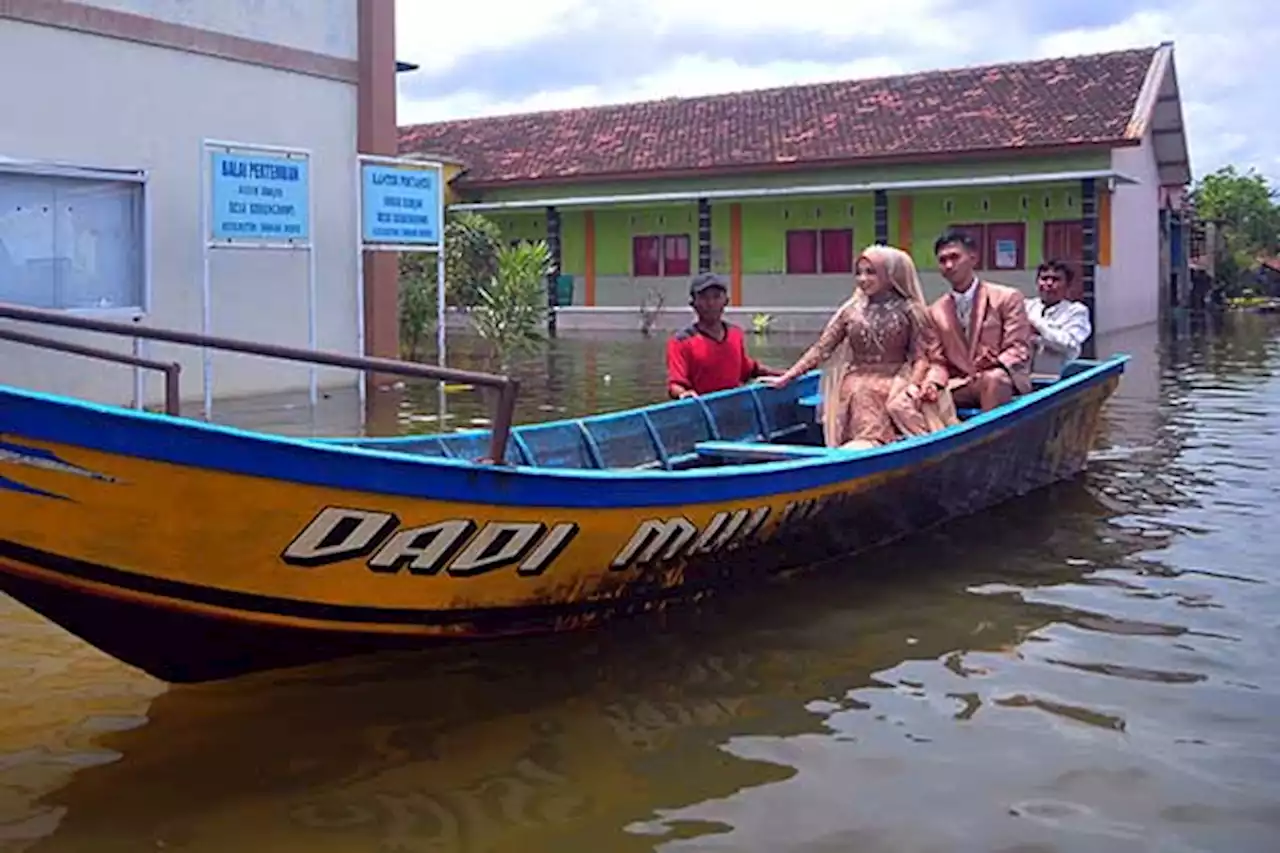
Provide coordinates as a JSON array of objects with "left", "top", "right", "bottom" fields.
[{"left": 926, "top": 231, "right": 1033, "bottom": 412}]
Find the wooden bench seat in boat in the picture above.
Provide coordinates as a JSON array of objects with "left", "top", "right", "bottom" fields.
[
  {"left": 694, "top": 440, "right": 837, "bottom": 463},
  {"left": 797, "top": 391, "right": 984, "bottom": 421}
]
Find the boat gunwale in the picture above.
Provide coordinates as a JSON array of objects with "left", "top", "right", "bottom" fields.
[{"left": 0, "top": 355, "right": 1128, "bottom": 508}]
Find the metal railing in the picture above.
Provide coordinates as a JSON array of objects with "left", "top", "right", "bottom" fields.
[
  {"left": 0, "top": 326, "right": 183, "bottom": 416},
  {"left": 0, "top": 302, "right": 520, "bottom": 464}
]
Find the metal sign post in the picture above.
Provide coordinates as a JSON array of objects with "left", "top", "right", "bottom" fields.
[
  {"left": 201, "top": 139, "right": 315, "bottom": 420},
  {"left": 354, "top": 154, "right": 445, "bottom": 428}
]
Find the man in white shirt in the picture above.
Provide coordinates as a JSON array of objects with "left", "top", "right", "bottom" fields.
[{"left": 1026, "top": 260, "right": 1092, "bottom": 376}]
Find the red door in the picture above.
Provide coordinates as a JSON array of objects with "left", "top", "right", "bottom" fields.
[
  {"left": 986, "top": 223, "right": 1026, "bottom": 272},
  {"left": 1043, "top": 221, "right": 1084, "bottom": 300}
]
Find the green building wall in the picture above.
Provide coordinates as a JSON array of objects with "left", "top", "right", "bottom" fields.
[{"left": 477, "top": 152, "right": 1105, "bottom": 308}]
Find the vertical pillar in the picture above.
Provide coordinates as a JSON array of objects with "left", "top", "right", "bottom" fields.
[
  {"left": 1079, "top": 177, "right": 1097, "bottom": 359},
  {"left": 358, "top": 0, "right": 399, "bottom": 387},
  {"left": 1158, "top": 206, "right": 1171, "bottom": 324},
  {"left": 1097, "top": 187, "right": 1112, "bottom": 268},
  {"left": 546, "top": 205, "right": 561, "bottom": 336},
  {"left": 697, "top": 197, "right": 712, "bottom": 273},
  {"left": 873, "top": 190, "right": 889, "bottom": 245},
  {"left": 896, "top": 195, "right": 914, "bottom": 257},
  {"left": 583, "top": 210, "right": 596, "bottom": 307},
  {"left": 1169, "top": 207, "right": 1185, "bottom": 310},
  {"left": 729, "top": 203, "right": 743, "bottom": 307}
]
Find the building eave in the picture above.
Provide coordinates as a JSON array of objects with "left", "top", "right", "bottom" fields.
[
  {"left": 398, "top": 150, "right": 469, "bottom": 168},
  {"left": 449, "top": 169, "right": 1140, "bottom": 212},
  {"left": 1128, "top": 41, "right": 1192, "bottom": 187},
  {"left": 448, "top": 139, "right": 1137, "bottom": 193}
]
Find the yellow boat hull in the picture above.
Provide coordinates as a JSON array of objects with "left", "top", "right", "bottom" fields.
[{"left": 0, "top": 358, "right": 1125, "bottom": 682}]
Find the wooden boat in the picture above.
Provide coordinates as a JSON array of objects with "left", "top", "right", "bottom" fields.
[{"left": 0, "top": 308, "right": 1126, "bottom": 683}]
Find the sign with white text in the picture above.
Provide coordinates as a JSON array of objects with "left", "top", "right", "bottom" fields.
[
  {"left": 209, "top": 151, "right": 310, "bottom": 243},
  {"left": 360, "top": 162, "right": 442, "bottom": 246}
]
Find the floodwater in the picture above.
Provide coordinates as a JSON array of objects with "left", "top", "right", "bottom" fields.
[{"left": 2, "top": 313, "right": 1280, "bottom": 852}]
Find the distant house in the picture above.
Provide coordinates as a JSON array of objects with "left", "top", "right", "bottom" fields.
[
  {"left": 1257, "top": 257, "right": 1280, "bottom": 295},
  {"left": 401, "top": 43, "right": 1193, "bottom": 341}
]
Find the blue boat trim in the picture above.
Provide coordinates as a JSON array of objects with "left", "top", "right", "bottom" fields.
[
  {"left": 0, "top": 437, "right": 122, "bottom": 501},
  {"left": 0, "top": 475, "right": 68, "bottom": 501},
  {"left": 510, "top": 431, "right": 535, "bottom": 466},
  {"left": 0, "top": 357, "right": 1127, "bottom": 509},
  {"left": 694, "top": 396, "right": 721, "bottom": 439},
  {"left": 640, "top": 410, "right": 671, "bottom": 469},
  {"left": 574, "top": 421, "right": 605, "bottom": 469}
]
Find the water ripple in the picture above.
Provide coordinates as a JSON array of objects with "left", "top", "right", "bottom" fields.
[{"left": 2, "top": 317, "right": 1279, "bottom": 852}]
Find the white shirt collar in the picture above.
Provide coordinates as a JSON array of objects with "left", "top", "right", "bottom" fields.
[
  {"left": 953, "top": 276, "right": 979, "bottom": 305},
  {"left": 1034, "top": 297, "right": 1068, "bottom": 312}
]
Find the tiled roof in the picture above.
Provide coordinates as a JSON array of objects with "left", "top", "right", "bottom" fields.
[{"left": 398, "top": 46, "right": 1160, "bottom": 187}]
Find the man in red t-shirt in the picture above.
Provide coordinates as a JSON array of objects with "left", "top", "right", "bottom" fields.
[{"left": 666, "top": 273, "right": 781, "bottom": 398}]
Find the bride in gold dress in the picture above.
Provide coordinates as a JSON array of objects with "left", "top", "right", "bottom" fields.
[{"left": 760, "top": 244, "right": 959, "bottom": 449}]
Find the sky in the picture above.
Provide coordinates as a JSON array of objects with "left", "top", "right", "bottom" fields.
[{"left": 394, "top": 0, "right": 1279, "bottom": 188}]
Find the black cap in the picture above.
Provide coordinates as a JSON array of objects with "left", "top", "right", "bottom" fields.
[{"left": 689, "top": 272, "right": 728, "bottom": 297}]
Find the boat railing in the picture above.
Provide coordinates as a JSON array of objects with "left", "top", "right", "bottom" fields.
[
  {"left": 0, "top": 301, "right": 520, "bottom": 464},
  {"left": 0, "top": 326, "right": 184, "bottom": 416}
]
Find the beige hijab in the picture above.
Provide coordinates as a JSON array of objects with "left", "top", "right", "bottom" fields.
[{"left": 817, "top": 244, "right": 936, "bottom": 446}]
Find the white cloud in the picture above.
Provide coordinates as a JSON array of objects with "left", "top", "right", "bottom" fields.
[
  {"left": 394, "top": 0, "right": 1280, "bottom": 186},
  {"left": 1028, "top": 0, "right": 1279, "bottom": 184},
  {"left": 403, "top": 55, "right": 912, "bottom": 120},
  {"left": 394, "top": 0, "right": 584, "bottom": 73}
]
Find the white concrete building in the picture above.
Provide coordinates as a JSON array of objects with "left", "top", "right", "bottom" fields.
[{"left": 0, "top": 0, "right": 401, "bottom": 410}]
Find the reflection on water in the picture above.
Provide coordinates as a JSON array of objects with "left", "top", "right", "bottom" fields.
[{"left": 3, "top": 314, "right": 1280, "bottom": 852}]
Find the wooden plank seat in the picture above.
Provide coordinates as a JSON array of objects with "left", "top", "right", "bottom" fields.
[{"left": 694, "top": 440, "right": 836, "bottom": 463}]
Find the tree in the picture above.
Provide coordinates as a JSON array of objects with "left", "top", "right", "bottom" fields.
[
  {"left": 1190, "top": 166, "right": 1280, "bottom": 293},
  {"left": 443, "top": 212, "right": 504, "bottom": 308},
  {"left": 1191, "top": 166, "right": 1280, "bottom": 249},
  {"left": 396, "top": 212, "right": 507, "bottom": 360},
  {"left": 470, "top": 240, "right": 552, "bottom": 371},
  {"left": 398, "top": 251, "right": 437, "bottom": 359}
]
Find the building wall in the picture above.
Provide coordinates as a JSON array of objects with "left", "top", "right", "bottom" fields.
[
  {"left": 0, "top": 5, "right": 360, "bottom": 408},
  {"left": 75, "top": 0, "right": 357, "bottom": 58},
  {"left": 489, "top": 180, "right": 1099, "bottom": 313},
  {"left": 1105, "top": 129, "right": 1162, "bottom": 334}
]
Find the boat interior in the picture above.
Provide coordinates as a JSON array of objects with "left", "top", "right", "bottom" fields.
[{"left": 331, "top": 366, "right": 1084, "bottom": 471}]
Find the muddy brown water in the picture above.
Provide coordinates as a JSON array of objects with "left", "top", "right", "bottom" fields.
[{"left": 1, "top": 313, "right": 1278, "bottom": 852}]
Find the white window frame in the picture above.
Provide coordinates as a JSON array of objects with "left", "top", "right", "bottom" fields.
[{"left": 0, "top": 156, "right": 151, "bottom": 321}]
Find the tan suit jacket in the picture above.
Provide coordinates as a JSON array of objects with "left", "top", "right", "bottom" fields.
[{"left": 927, "top": 280, "right": 1033, "bottom": 396}]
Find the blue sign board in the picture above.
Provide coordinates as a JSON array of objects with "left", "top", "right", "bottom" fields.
[
  {"left": 209, "top": 151, "right": 310, "bottom": 243},
  {"left": 361, "top": 163, "right": 442, "bottom": 246}
]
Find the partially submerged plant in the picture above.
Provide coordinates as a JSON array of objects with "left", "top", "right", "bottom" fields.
[
  {"left": 470, "top": 239, "right": 553, "bottom": 370},
  {"left": 397, "top": 213, "right": 505, "bottom": 360},
  {"left": 639, "top": 287, "right": 666, "bottom": 336},
  {"left": 443, "top": 211, "right": 504, "bottom": 308},
  {"left": 398, "top": 253, "right": 437, "bottom": 360}
]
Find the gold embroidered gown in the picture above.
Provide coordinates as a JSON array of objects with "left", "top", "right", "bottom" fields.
[{"left": 789, "top": 291, "right": 953, "bottom": 447}]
